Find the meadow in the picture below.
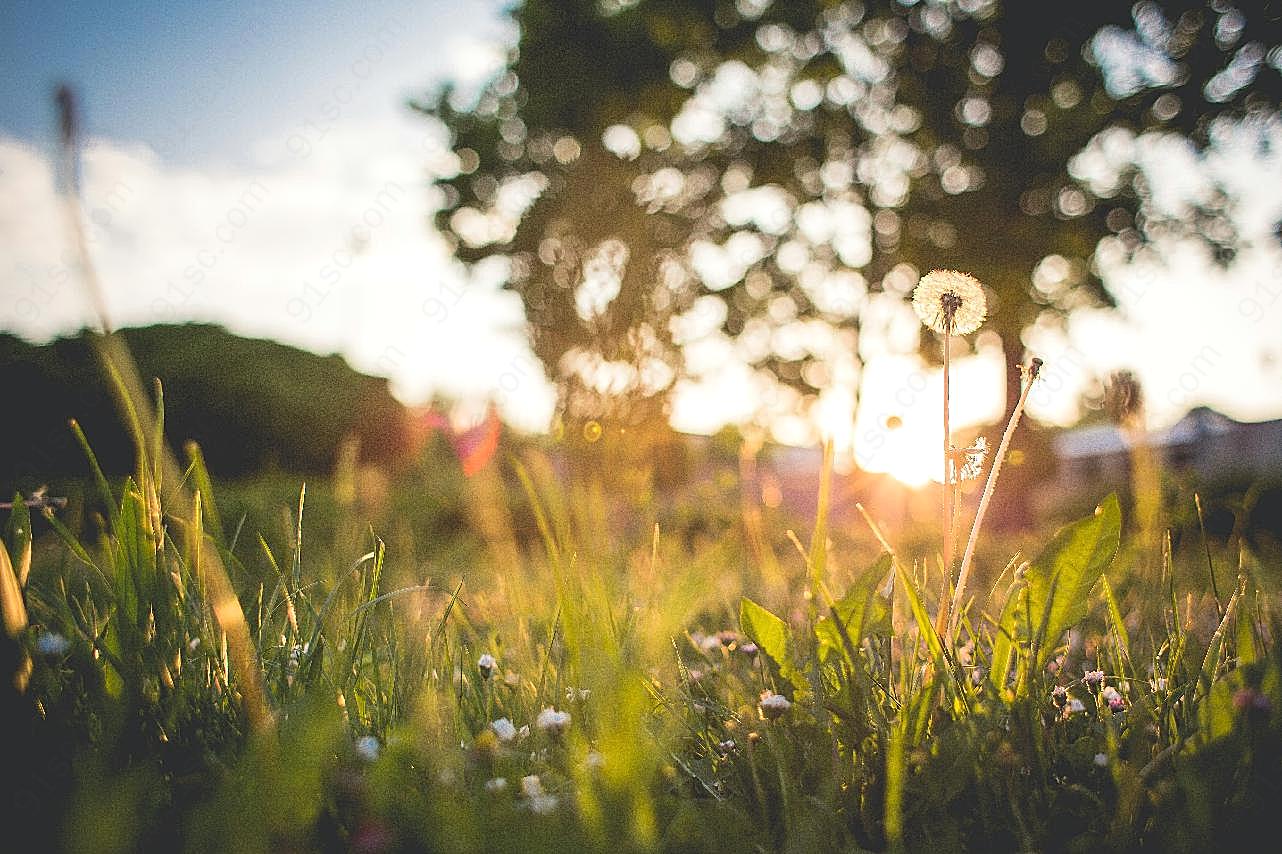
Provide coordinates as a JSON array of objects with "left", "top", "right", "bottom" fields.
[{"left": 2, "top": 334, "right": 1279, "bottom": 854}]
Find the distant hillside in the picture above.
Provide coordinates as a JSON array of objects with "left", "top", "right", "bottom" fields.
[{"left": 0, "top": 324, "right": 408, "bottom": 482}]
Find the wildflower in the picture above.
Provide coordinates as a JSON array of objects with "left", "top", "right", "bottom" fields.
[
  {"left": 491, "top": 718, "right": 517, "bottom": 743},
  {"left": 484, "top": 777, "right": 508, "bottom": 793},
  {"left": 188, "top": 637, "right": 202, "bottom": 653},
  {"left": 477, "top": 653, "right": 497, "bottom": 679},
  {"left": 1233, "top": 687, "right": 1272, "bottom": 714},
  {"left": 1068, "top": 698, "right": 1086, "bottom": 714},
  {"left": 585, "top": 750, "right": 605, "bottom": 772},
  {"left": 520, "top": 775, "right": 559, "bottom": 814},
  {"left": 536, "top": 707, "right": 571, "bottom": 735},
  {"left": 350, "top": 820, "right": 394, "bottom": 854},
  {"left": 1093, "top": 753, "right": 1108, "bottom": 768},
  {"left": 715, "top": 629, "right": 740, "bottom": 647},
  {"left": 1083, "top": 669, "right": 1105, "bottom": 692},
  {"left": 355, "top": 735, "right": 381, "bottom": 762},
  {"left": 912, "top": 270, "right": 987, "bottom": 335},
  {"left": 970, "top": 668, "right": 984, "bottom": 686},
  {"left": 759, "top": 692, "right": 792, "bottom": 721},
  {"left": 716, "top": 739, "right": 736, "bottom": 756},
  {"left": 518, "top": 724, "right": 531, "bottom": 740},
  {"left": 739, "top": 642, "right": 759, "bottom": 658},
  {"left": 694, "top": 632, "right": 722, "bottom": 654},
  {"left": 1102, "top": 686, "right": 1126, "bottom": 713},
  {"left": 1051, "top": 685, "right": 1068, "bottom": 708},
  {"left": 34, "top": 632, "right": 70, "bottom": 656}
]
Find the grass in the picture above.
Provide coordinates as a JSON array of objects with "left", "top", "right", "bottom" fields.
[{"left": 3, "top": 354, "right": 1280, "bottom": 853}]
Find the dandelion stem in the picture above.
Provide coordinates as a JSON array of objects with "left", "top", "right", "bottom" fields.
[
  {"left": 942, "top": 329, "right": 953, "bottom": 595},
  {"left": 950, "top": 358, "right": 1041, "bottom": 638}
]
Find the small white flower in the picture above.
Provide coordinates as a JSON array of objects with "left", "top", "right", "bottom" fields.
[
  {"left": 1093, "top": 752, "right": 1108, "bottom": 767},
  {"left": 536, "top": 707, "right": 571, "bottom": 735},
  {"left": 518, "top": 724, "right": 531, "bottom": 740},
  {"left": 355, "top": 735, "right": 381, "bottom": 762},
  {"left": 491, "top": 717, "right": 517, "bottom": 743},
  {"left": 188, "top": 637, "right": 202, "bottom": 653},
  {"left": 521, "top": 774, "right": 559, "bottom": 814},
  {"left": 759, "top": 692, "right": 792, "bottom": 720},
  {"left": 484, "top": 777, "right": 508, "bottom": 793},
  {"left": 585, "top": 750, "right": 605, "bottom": 772},
  {"left": 1068, "top": 698, "right": 1087, "bottom": 714},
  {"left": 478, "top": 653, "right": 497, "bottom": 678},
  {"left": 34, "top": 632, "right": 71, "bottom": 656}
]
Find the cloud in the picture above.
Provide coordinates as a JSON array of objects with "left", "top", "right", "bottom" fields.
[{"left": 0, "top": 122, "right": 556, "bottom": 432}]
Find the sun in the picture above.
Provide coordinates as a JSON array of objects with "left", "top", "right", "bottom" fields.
[{"left": 857, "top": 417, "right": 939, "bottom": 487}]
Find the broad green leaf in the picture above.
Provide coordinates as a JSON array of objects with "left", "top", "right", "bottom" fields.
[
  {"left": 999, "top": 494, "right": 1121, "bottom": 673},
  {"left": 816, "top": 553, "right": 891, "bottom": 663},
  {"left": 739, "top": 596, "right": 803, "bottom": 689}
]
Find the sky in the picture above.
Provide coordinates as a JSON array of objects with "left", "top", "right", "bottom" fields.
[{"left": 2, "top": 1, "right": 1281, "bottom": 473}]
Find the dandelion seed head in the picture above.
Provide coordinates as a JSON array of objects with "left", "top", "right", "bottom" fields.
[
  {"left": 951, "top": 436, "right": 989, "bottom": 483},
  {"left": 912, "top": 269, "right": 987, "bottom": 334}
]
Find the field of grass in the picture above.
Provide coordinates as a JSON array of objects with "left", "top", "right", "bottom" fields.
[{"left": 3, "top": 364, "right": 1280, "bottom": 854}]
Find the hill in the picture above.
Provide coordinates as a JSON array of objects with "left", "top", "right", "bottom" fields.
[{"left": 0, "top": 324, "right": 408, "bottom": 483}]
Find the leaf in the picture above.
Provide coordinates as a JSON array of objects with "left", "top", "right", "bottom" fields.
[
  {"left": 806, "top": 440, "right": 833, "bottom": 596},
  {"left": 894, "top": 556, "right": 948, "bottom": 674},
  {"left": 0, "top": 541, "right": 27, "bottom": 638},
  {"left": 816, "top": 553, "right": 891, "bottom": 663},
  {"left": 5, "top": 493, "right": 32, "bottom": 587},
  {"left": 739, "top": 597, "right": 803, "bottom": 690},
  {"left": 1005, "top": 495, "right": 1122, "bottom": 672}
]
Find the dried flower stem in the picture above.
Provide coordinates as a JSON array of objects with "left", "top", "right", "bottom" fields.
[{"left": 949, "top": 358, "right": 1042, "bottom": 638}]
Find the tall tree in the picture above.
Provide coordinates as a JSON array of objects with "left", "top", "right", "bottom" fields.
[{"left": 420, "top": 0, "right": 1281, "bottom": 435}]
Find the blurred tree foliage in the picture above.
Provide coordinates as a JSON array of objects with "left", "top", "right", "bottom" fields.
[
  {"left": 420, "top": 0, "right": 1281, "bottom": 430},
  {"left": 0, "top": 324, "right": 408, "bottom": 483}
]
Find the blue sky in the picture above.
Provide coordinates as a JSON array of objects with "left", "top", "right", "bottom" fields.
[{"left": 1, "top": 0, "right": 511, "bottom": 164}]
